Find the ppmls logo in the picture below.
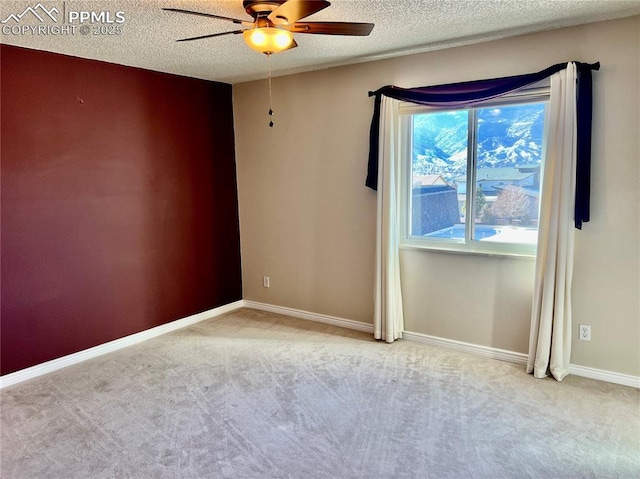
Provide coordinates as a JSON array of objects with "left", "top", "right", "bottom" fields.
[
  {"left": 1, "top": 2, "right": 126, "bottom": 36},
  {"left": 1, "top": 3, "right": 59, "bottom": 23}
]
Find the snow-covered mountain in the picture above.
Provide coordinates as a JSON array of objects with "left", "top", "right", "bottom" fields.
[{"left": 412, "top": 102, "right": 546, "bottom": 182}]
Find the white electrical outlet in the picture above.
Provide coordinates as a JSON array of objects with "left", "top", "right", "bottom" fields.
[
  {"left": 579, "top": 324, "right": 591, "bottom": 341},
  {"left": 263, "top": 276, "right": 270, "bottom": 288}
]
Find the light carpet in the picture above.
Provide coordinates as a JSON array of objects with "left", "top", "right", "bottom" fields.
[{"left": 1, "top": 308, "right": 639, "bottom": 478}]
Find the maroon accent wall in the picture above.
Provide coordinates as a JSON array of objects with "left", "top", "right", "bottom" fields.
[{"left": 1, "top": 45, "right": 242, "bottom": 375}]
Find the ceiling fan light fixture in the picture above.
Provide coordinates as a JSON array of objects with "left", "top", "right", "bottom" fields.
[{"left": 243, "top": 27, "right": 293, "bottom": 54}]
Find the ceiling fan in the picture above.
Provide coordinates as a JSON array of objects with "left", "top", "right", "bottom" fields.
[{"left": 163, "top": 0, "right": 375, "bottom": 55}]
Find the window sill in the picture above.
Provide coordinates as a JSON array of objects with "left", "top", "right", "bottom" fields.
[{"left": 399, "top": 240, "right": 537, "bottom": 260}]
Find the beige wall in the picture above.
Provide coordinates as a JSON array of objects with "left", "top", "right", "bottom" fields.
[{"left": 234, "top": 17, "right": 640, "bottom": 376}]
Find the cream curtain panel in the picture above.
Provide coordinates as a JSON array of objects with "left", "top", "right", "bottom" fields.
[
  {"left": 527, "top": 64, "right": 578, "bottom": 381},
  {"left": 373, "top": 96, "right": 404, "bottom": 342}
]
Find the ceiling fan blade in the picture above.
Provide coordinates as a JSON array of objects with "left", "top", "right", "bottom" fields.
[
  {"left": 176, "top": 30, "right": 244, "bottom": 42},
  {"left": 291, "top": 22, "right": 374, "bottom": 36},
  {"left": 284, "top": 38, "right": 299, "bottom": 51},
  {"left": 163, "top": 8, "right": 247, "bottom": 25},
  {"left": 268, "top": 0, "right": 330, "bottom": 25}
]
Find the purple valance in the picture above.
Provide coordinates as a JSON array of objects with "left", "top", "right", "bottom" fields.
[{"left": 366, "top": 61, "right": 600, "bottom": 229}]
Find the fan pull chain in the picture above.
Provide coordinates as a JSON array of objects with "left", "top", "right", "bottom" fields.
[{"left": 267, "top": 53, "right": 274, "bottom": 128}]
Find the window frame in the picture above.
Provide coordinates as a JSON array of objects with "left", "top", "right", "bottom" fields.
[{"left": 398, "top": 86, "right": 550, "bottom": 258}]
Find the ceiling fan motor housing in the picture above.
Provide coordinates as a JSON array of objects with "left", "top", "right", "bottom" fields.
[{"left": 243, "top": 1, "right": 288, "bottom": 19}]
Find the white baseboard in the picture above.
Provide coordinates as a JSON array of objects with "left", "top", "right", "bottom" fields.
[
  {"left": 244, "top": 300, "right": 526, "bottom": 363},
  {"left": 243, "top": 301, "right": 639, "bottom": 389},
  {"left": 0, "top": 300, "right": 244, "bottom": 389},
  {"left": 568, "top": 364, "right": 640, "bottom": 389},
  {"left": 243, "top": 300, "right": 374, "bottom": 333},
  {"left": 3, "top": 299, "right": 638, "bottom": 390},
  {"left": 401, "top": 330, "right": 529, "bottom": 365}
]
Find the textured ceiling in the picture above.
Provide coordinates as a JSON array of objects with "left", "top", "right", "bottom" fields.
[{"left": 2, "top": 0, "right": 639, "bottom": 84}]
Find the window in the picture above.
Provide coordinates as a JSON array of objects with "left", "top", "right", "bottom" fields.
[{"left": 399, "top": 88, "right": 549, "bottom": 256}]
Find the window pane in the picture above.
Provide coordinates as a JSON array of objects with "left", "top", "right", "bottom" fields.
[
  {"left": 473, "top": 102, "right": 546, "bottom": 245},
  {"left": 410, "top": 111, "right": 467, "bottom": 238}
]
